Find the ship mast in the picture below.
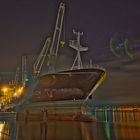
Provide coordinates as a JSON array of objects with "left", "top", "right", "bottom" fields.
[{"left": 69, "top": 30, "right": 88, "bottom": 69}]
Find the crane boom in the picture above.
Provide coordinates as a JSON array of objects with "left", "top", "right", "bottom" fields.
[
  {"left": 34, "top": 3, "right": 65, "bottom": 75},
  {"left": 49, "top": 2, "right": 65, "bottom": 56},
  {"left": 33, "top": 37, "right": 51, "bottom": 76},
  {"left": 46, "top": 2, "right": 65, "bottom": 73}
]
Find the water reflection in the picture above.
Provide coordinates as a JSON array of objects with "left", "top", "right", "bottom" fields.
[
  {"left": 114, "top": 122, "right": 140, "bottom": 140},
  {"left": 94, "top": 107, "right": 140, "bottom": 122},
  {"left": 0, "top": 120, "right": 18, "bottom": 140},
  {"left": 17, "top": 120, "right": 140, "bottom": 140},
  {"left": 0, "top": 122, "right": 9, "bottom": 140},
  {"left": 1, "top": 107, "right": 140, "bottom": 140}
]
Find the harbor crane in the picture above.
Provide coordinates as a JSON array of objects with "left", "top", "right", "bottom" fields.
[
  {"left": 33, "top": 2, "right": 65, "bottom": 75},
  {"left": 47, "top": 2, "right": 65, "bottom": 73},
  {"left": 14, "top": 67, "right": 20, "bottom": 85},
  {"left": 33, "top": 37, "right": 51, "bottom": 76},
  {"left": 21, "top": 55, "right": 28, "bottom": 86}
]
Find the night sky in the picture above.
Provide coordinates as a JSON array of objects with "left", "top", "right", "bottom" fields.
[
  {"left": 0, "top": 0, "right": 140, "bottom": 71},
  {"left": 0, "top": 0, "right": 140, "bottom": 105}
]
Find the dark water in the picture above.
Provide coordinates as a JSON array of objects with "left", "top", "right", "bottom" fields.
[{"left": 1, "top": 108, "right": 140, "bottom": 140}]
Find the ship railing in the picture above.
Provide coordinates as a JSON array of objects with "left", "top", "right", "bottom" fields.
[{"left": 84, "top": 64, "right": 105, "bottom": 70}]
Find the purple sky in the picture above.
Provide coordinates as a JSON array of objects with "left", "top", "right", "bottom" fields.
[
  {"left": 0, "top": 0, "right": 140, "bottom": 71},
  {"left": 0, "top": 0, "right": 140, "bottom": 105}
]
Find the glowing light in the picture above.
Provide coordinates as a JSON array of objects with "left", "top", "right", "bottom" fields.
[
  {"left": 0, "top": 84, "right": 24, "bottom": 104},
  {"left": 14, "top": 92, "right": 17, "bottom": 97},
  {"left": 60, "top": 40, "right": 65, "bottom": 47},
  {"left": 0, "top": 124, "right": 4, "bottom": 138},
  {"left": 17, "top": 87, "right": 23, "bottom": 94},
  {"left": 2, "top": 87, "right": 8, "bottom": 93}
]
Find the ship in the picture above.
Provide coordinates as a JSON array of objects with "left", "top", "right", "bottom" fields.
[
  {"left": 16, "top": 4, "right": 105, "bottom": 121},
  {"left": 15, "top": 28, "right": 106, "bottom": 121},
  {"left": 5, "top": 2, "right": 106, "bottom": 121},
  {"left": 23, "top": 3, "right": 105, "bottom": 104}
]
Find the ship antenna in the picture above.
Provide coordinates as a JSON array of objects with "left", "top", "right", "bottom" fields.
[{"left": 69, "top": 29, "right": 88, "bottom": 69}]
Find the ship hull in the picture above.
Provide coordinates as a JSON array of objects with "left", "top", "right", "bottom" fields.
[{"left": 32, "top": 68, "right": 106, "bottom": 102}]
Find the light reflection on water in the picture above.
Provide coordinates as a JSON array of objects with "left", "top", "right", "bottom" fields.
[
  {"left": 0, "top": 122, "right": 10, "bottom": 140},
  {"left": 1, "top": 109, "right": 140, "bottom": 140},
  {"left": 13, "top": 121, "right": 140, "bottom": 140}
]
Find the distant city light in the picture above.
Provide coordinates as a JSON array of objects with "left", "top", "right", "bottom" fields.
[
  {"left": 2, "top": 87, "right": 8, "bottom": 93},
  {"left": 14, "top": 92, "right": 17, "bottom": 97},
  {"left": 0, "top": 84, "right": 24, "bottom": 104}
]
